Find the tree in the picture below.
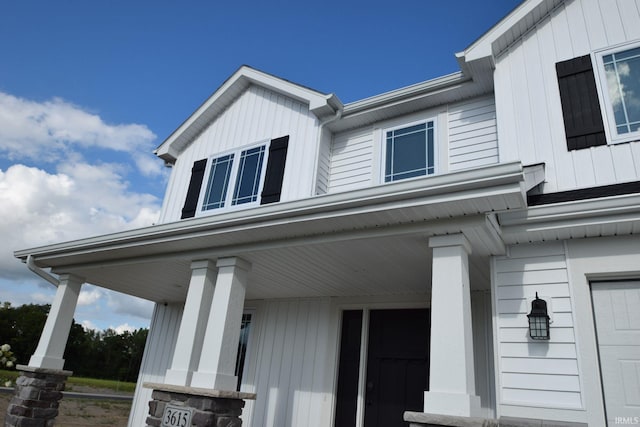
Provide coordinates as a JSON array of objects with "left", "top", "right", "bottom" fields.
[{"left": 0, "top": 302, "right": 148, "bottom": 381}]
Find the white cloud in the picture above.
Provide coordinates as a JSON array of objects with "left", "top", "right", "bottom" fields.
[
  {"left": 0, "top": 91, "right": 164, "bottom": 177},
  {"left": 78, "top": 287, "right": 103, "bottom": 306},
  {"left": 81, "top": 320, "right": 99, "bottom": 331},
  {"left": 106, "top": 291, "right": 154, "bottom": 320},
  {"left": 0, "top": 163, "right": 161, "bottom": 281},
  {"left": 110, "top": 323, "right": 136, "bottom": 335}
]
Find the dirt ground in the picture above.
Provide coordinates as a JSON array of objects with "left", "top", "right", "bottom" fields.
[{"left": 1, "top": 387, "right": 133, "bottom": 427}]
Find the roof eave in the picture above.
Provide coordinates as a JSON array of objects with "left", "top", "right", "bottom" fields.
[
  {"left": 154, "top": 65, "right": 343, "bottom": 164},
  {"left": 15, "top": 161, "right": 526, "bottom": 267}
]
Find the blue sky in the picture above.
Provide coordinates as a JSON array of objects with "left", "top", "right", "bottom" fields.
[{"left": 0, "top": 1, "right": 521, "bottom": 334}]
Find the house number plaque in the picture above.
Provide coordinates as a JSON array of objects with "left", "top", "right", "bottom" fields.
[{"left": 161, "top": 405, "right": 192, "bottom": 427}]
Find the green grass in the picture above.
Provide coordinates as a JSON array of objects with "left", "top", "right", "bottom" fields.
[
  {"left": 0, "top": 369, "right": 136, "bottom": 393},
  {"left": 66, "top": 376, "right": 137, "bottom": 393}
]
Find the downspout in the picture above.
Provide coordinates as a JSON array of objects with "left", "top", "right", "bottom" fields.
[
  {"left": 26, "top": 255, "right": 59, "bottom": 287},
  {"left": 310, "top": 108, "right": 343, "bottom": 196}
]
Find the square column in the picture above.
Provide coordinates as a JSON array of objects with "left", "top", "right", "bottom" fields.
[
  {"left": 191, "top": 257, "right": 251, "bottom": 391},
  {"left": 28, "top": 274, "right": 83, "bottom": 370},
  {"left": 165, "top": 260, "right": 217, "bottom": 386},
  {"left": 424, "top": 234, "right": 481, "bottom": 417}
]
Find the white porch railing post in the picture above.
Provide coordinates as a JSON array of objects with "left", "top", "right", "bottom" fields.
[
  {"left": 165, "top": 260, "right": 217, "bottom": 386},
  {"left": 191, "top": 257, "right": 251, "bottom": 390},
  {"left": 28, "top": 273, "right": 83, "bottom": 370},
  {"left": 424, "top": 234, "right": 481, "bottom": 417}
]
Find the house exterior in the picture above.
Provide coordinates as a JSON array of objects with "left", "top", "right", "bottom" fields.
[{"left": 12, "top": 0, "right": 640, "bottom": 426}]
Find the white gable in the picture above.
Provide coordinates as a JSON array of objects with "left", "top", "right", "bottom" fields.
[{"left": 158, "top": 84, "right": 323, "bottom": 223}]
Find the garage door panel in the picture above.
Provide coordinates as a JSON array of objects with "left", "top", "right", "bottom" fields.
[
  {"left": 598, "top": 347, "right": 640, "bottom": 408},
  {"left": 592, "top": 281, "right": 640, "bottom": 424}
]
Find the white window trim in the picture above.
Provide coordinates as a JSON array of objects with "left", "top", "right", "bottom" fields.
[
  {"left": 196, "top": 140, "right": 270, "bottom": 216},
  {"left": 593, "top": 39, "right": 640, "bottom": 145},
  {"left": 379, "top": 118, "right": 438, "bottom": 184}
]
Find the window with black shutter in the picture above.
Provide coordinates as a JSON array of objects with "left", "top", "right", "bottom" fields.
[
  {"left": 556, "top": 55, "right": 607, "bottom": 150},
  {"left": 181, "top": 159, "right": 208, "bottom": 219},
  {"left": 181, "top": 135, "right": 289, "bottom": 219},
  {"left": 260, "top": 135, "right": 289, "bottom": 205}
]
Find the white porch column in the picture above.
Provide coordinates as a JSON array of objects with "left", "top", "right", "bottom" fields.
[
  {"left": 191, "top": 257, "right": 251, "bottom": 391},
  {"left": 424, "top": 234, "right": 481, "bottom": 417},
  {"left": 28, "top": 274, "right": 83, "bottom": 370},
  {"left": 165, "top": 260, "right": 217, "bottom": 386}
]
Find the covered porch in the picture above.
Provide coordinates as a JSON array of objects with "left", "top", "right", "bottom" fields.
[{"left": 13, "top": 162, "right": 527, "bottom": 427}]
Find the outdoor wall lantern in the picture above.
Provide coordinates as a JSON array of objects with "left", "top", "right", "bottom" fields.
[{"left": 527, "top": 292, "right": 550, "bottom": 340}]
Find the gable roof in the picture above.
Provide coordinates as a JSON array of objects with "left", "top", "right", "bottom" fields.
[
  {"left": 457, "top": 0, "right": 564, "bottom": 71},
  {"left": 155, "top": 65, "right": 343, "bottom": 164}
]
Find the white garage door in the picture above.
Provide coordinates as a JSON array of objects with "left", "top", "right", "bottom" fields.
[{"left": 591, "top": 281, "right": 640, "bottom": 425}]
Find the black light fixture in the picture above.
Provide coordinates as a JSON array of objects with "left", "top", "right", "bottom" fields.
[{"left": 527, "top": 293, "right": 550, "bottom": 340}]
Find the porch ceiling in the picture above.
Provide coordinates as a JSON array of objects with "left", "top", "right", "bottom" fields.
[{"left": 15, "top": 162, "right": 526, "bottom": 303}]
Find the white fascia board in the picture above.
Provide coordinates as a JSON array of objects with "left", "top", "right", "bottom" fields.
[
  {"left": 15, "top": 161, "right": 525, "bottom": 264},
  {"left": 342, "top": 72, "right": 468, "bottom": 116},
  {"left": 499, "top": 193, "right": 640, "bottom": 241},
  {"left": 459, "top": 0, "right": 552, "bottom": 63},
  {"left": 154, "top": 66, "right": 342, "bottom": 163}
]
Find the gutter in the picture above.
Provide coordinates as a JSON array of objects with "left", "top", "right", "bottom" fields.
[{"left": 26, "top": 254, "right": 59, "bottom": 287}]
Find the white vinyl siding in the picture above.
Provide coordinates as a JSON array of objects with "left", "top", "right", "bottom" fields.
[
  {"left": 325, "top": 96, "right": 498, "bottom": 194},
  {"left": 493, "top": 242, "right": 583, "bottom": 419},
  {"left": 128, "top": 303, "right": 183, "bottom": 427},
  {"left": 315, "top": 129, "right": 332, "bottom": 195},
  {"left": 243, "top": 298, "right": 334, "bottom": 427},
  {"left": 327, "top": 128, "right": 374, "bottom": 193},
  {"left": 494, "top": 0, "right": 640, "bottom": 193},
  {"left": 448, "top": 96, "right": 499, "bottom": 171},
  {"left": 471, "top": 290, "right": 496, "bottom": 418},
  {"left": 158, "top": 84, "right": 319, "bottom": 223}
]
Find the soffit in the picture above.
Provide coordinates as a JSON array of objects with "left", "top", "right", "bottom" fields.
[
  {"left": 328, "top": 73, "right": 493, "bottom": 133},
  {"left": 16, "top": 162, "right": 526, "bottom": 302},
  {"left": 460, "top": 0, "right": 565, "bottom": 63},
  {"left": 499, "top": 193, "right": 640, "bottom": 244}
]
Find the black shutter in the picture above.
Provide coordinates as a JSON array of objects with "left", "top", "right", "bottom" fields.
[
  {"left": 181, "top": 159, "right": 207, "bottom": 219},
  {"left": 260, "top": 135, "right": 289, "bottom": 205},
  {"left": 556, "top": 55, "right": 607, "bottom": 150}
]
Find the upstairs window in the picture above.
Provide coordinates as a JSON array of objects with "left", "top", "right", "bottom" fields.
[
  {"left": 201, "top": 145, "right": 267, "bottom": 212},
  {"left": 202, "top": 154, "right": 235, "bottom": 210},
  {"left": 231, "top": 146, "right": 266, "bottom": 206},
  {"left": 384, "top": 121, "right": 435, "bottom": 182},
  {"left": 598, "top": 45, "right": 640, "bottom": 139},
  {"left": 180, "top": 136, "right": 289, "bottom": 219}
]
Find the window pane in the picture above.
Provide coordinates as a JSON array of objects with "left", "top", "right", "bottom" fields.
[
  {"left": 385, "top": 122, "right": 434, "bottom": 182},
  {"left": 232, "top": 146, "right": 265, "bottom": 205},
  {"left": 202, "top": 154, "right": 234, "bottom": 211},
  {"left": 604, "top": 48, "right": 640, "bottom": 135}
]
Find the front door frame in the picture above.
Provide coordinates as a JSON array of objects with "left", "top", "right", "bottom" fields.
[{"left": 332, "top": 297, "right": 430, "bottom": 427}]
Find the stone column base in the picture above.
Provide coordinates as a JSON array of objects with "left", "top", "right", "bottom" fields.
[
  {"left": 144, "top": 382, "right": 256, "bottom": 427},
  {"left": 4, "top": 364, "right": 72, "bottom": 427}
]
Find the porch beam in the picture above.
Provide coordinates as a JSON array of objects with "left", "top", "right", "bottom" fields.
[
  {"left": 424, "top": 234, "right": 481, "bottom": 417},
  {"left": 191, "top": 257, "right": 251, "bottom": 390},
  {"left": 28, "top": 274, "right": 83, "bottom": 370},
  {"left": 165, "top": 260, "right": 216, "bottom": 386}
]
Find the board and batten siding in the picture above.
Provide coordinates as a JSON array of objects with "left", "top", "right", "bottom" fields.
[
  {"left": 448, "top": 96, "right": 499, "bottom": 171},
  {"left": 492, "top": 241, "right": 584, "bottom": 421},
  {"left": 158, "top": 84, "right": 320, "bottom": 223},
  {"left": 315, "top": 129, "right": 332, "bottom": 195},
  {"left": 494, "top": 0, "right": 640, "bottom": 193},
  {"left": 242, "top": 298, "right": 335, "bottom": 427},
  {"left": 128, "top": 303, "right": 183, "bottom": 427}
]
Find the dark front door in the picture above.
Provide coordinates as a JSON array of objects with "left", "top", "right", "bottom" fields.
[{"left": 364, "top": 308, "right": 429, "bottom": 427}]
